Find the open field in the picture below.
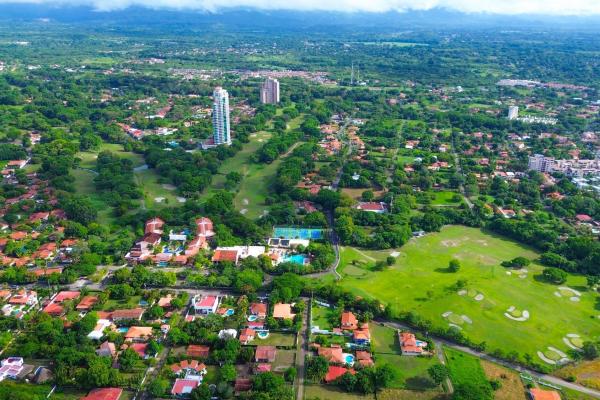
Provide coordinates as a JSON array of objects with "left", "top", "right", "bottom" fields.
[
  {"left": 430, "top": 191, "right": 463, "bottom": 206},
  {"left": 339, "top": 226, "right": 600, "bottom": 361},
  {"left": 444, "top": 347, "right": 491, "bottom": 391},
  {"left": 251, "top": 332, "right": 296, "bottom": 347},
  {"left": 555, "top": 360, "right": 600, "bottom": 391},
  {"left": 304, "top": 384, "right": 375, "bottom": 400},
  {"left": 480, "top": 359, "right": 527, "bottom": 400}
]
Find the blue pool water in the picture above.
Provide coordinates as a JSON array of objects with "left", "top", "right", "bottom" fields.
[
  {"left": 416, "top": 340, "right": 427, "bottom": 347},
  {"left": 248, "top": 315, "right": 258, "bottom": 322},
  {"left": 225, "top": 308, "right": 235, "bottom": 316},
  {"left": 344, "top": 354, "right": 355, "bottom": 365},
  {"left": 273, "top": 227, "right": 324, "bottom": 240},
  {"left": 284, "top": 254, "right": 308, "bottom": 265},
  {"left": 257, "top": 331, "right": 269, "bottom": 339},
  {"left": 118, "top": 327, "right": 129, "bottom": 333}
]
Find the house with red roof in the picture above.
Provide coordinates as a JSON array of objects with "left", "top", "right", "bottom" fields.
[
  {"left": 145, "top": 217, "right": 165, "bottom": 235},
  {"left": 318, "top": 346, "right": 345, "bottom": 364},
  {"left": 186, "top": 345, "right": 210, "bottom": 359},
  {"left": 273, "top": 303, "right": 295, "bottom": 320},
  {"left": 255, "top": 346, "right": 277, "bottom": 363},
  {"left": 111, "top": 308, "right": 145, "bottom": 321},
  {"left": 254, "top": 363, "right": 272, "bottom": 374},
  {"left": 341, "top": 311, "right": 358, "bottom": 330},
  {"left": 81, "top": 388, "right": 122, "bottom": 400},
  {"left": 195, "top": 217, "right": 215, "bottom": 237},
  {"left": 171, "top": 378, "right": 200, "bottom": 397},
  {"left": 356, "top": 202, "right": 388, "bottom": 213},
  {"left": 325, "top": 366, "right": 355, "bottom": 383},
  {"left": 249, "top": 302, "right": 267, "bottom": 319},
  {"left": 353, "top": 324, "right": 371, "bottom": 345},
  {"left": 8, "top": 289, "right": 37, "bottom": 306},
  {"left": 355, "top": 351, "right": 374, "bottom": 367},
  {"left": 399, "top": 332, "right": 427, "bottom": 355},
  {"left": 191, "top": 295, "right": 220, "bottom": 315},
  {"left": 76, "top": 295, "right": 99, "bottom": 311},
  {"left": 239, "top": 328, "right": 256, "bottom": 344},
  {"left": 529, "top": 388, "right": 562, "bottom": 400}
]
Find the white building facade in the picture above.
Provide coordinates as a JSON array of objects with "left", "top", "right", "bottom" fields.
[{"left": 212, "top": 87, "right": 231, "bottom": 146}]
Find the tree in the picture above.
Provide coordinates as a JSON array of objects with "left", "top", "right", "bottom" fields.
[
  {"left": 582, "top": 341, "right": 598, "bottom": 360},
  {"left": 428, "top": 364, "right": 449, "bottom": 386},
  {"left": 148, "top": 378, "right": 170, "bottom": 397},
  {"left": 191, "top": 383, "right": 212, "bottom": 400},
  {"left": 220, "top": 364, "right": 237, "bottom": 382},
  {"left": 542, "top": 267, "right": 568, "bottom": 284},
  {"left": 284, "top": 367, "right": 297, "bottom": 383},
  {"left": 448, "top": 259, "right": 461, "bottom": 273},
  {"left": 118, "top": 347, "right": 140, "bottom": 372},
  {"left": 306, "top": 356, "right": 329, "bottom": 382},
  {"left": 338, "top": 371, "right": 357, "bottom": 391},
  {"left": 372, "top": 364, "right": 395, "bottom": 392}
]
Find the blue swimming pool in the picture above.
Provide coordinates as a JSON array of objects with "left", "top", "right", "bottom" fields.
[
  {"left": 343, "top": 353, "right": 355, "bottom": 365},
  {"left": 225, "top": 308, "right": 235, "bottom": 316},
  {"left": 284, "top": 254, "right": 308, "bottom": 265},
  {"left": 117, "top": 327, "right": 129, "bottom": 333},
  {"left": 273, "top": 227, "right": 324, "bottom": 240}
]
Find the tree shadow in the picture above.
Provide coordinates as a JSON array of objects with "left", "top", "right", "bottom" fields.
[
  {"left": 405, "top": 376, "right": 437, "bottom": 391},
  {"left": 595, "top": 297, "right": 600, "bottom": 311},
  {"left": 434, "top": 267, "right": 453, "bottom": 273}
]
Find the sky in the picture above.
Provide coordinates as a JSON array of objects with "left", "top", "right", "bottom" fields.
[{"left": 1, "top": 0, "right": 599, "bottom": 15}]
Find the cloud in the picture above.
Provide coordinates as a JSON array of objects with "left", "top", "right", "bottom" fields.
[{"left": 2, "top": 0, "right": 600, "bottom": 15}]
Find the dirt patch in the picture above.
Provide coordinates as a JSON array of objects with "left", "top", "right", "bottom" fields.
[
  {"left": 555, "top": 360, "right": 600, "bottom": 390},
  {"left": 481, "top": 360, "right": 527, "bottom": 400},
  {"left": 441, "top": 239, "right": 460, "bottom": 247}
]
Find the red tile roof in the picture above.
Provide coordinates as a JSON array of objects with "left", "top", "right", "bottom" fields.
[
  {"left": 255, "top": 345, "right": 277, "bottom": 362},
  {"left": 325, "top": 366, "right": 354, "bottom": 383},
  {"left": 186, "top": 344, "right": 210, "bottom": 358},
  {"left": 76, "top": 295, "right": 99, "bottom": 310},
  {"left": 81, "top": 387, "right": 123, "bottom": 400},
  {"left": 530, "top": 389, "right": 562, "bottom": 400},
  {"left": 171, "top": 378, "right": 199, "bottom": 395},
  {"left": 341, "top": 311, "right": 358, "bottom": 330},
  {"left": 211, "top": 249, "right": 238, "bottom": 263}
]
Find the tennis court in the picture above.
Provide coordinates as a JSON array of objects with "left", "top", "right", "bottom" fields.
[{"left": 273, "top": 227, "right": 324, "bottom": 240}]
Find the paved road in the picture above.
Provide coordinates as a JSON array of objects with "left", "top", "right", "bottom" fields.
[
  {"left": 434, "top": 341, "right": 454, "bottom": 395},
  {"left": 380, "top": 320, "right": 600, "bottom": 399},
  {"left": 450, "top": 139, "right": 474, "bottom": 210},
  {"left": 295, "top": 301, "right": 309, "bottom": 400}
]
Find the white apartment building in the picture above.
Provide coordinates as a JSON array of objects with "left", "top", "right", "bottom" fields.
[{"left": 212, "top": 87, "right": 231, "bottom": 146}]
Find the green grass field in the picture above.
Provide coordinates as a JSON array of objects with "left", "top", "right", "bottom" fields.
[
  {"left": 430, "top": 191, "right": 463, "bottom": 206},
  {"left": 75, "top": 143, "right": 177, "bottom": 215},
  {"left": 444, "top": 347, "right": 491, "bottom": 391},
  {"left": 370, "top": 324, "right": 440, "bottom": 390},
  {"left": 339, "top": 226, "right": 599, "bottom": 362}
]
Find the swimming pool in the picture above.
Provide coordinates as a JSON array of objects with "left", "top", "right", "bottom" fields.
[
  {"left": 225, "top": 308, "right": 235, "bottom": 316},
  {"left": 273, "top": 227, "right": 324, "bottom": 240},
  {"left": 248, "top": 315, "right": 258, "bottom": 322},
  {"left": 257, "top": 331, "right": 270, "bottom": 339},
  {"left": 284, "top": 254, "right": 308, "bottom": 265},
  {"left": 117, "top": 327, "right": 129, "bottom": 333},
  {"left": 343, "top": 353, "right": 355, "bottom": 366}
]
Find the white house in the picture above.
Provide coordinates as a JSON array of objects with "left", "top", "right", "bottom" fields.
[{"left": 191, "top": 295, "right": 220, "bottom": 315}]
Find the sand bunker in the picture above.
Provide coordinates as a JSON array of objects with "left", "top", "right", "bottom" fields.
[
  {"left": 154, "top": 197, "right": 165, "bottom": 203},
  {"left": 457, "top": 290, "right": 467, "bottom": 296},
  {"left": 563, "top": 334, "right": 584, "bottom": 350},
  {"left": 504, "top": 306, "right": 530, "bottom": 321},
  {"left": 177, "top": 197, "right": 186, "bottom": 203},
  {"left": 442, "top": 311, "right": 453, "bottom": 318},
  {"left": 462, "top": 315, "right": 473, "bottom": 324},
  {"left": 242, "top": 198, "right": 249, "bottom": 205},
  {"left": 570, "top": 297, "right": 580, "bottom": 302},
  {"left": 441, "top": 240, "right": 460, "bottom": 247},
  {"left": 474, "top": 294, "right": 484, "bottom": 301},
  {"left": 240, "top": 209, "right": 248, "bottom": 215},
  {"left": 390, "top": 251, "right": 400, "bottom": 257},
  {"left": 448, "top": 323, "right": 462, "bottom": 330}
]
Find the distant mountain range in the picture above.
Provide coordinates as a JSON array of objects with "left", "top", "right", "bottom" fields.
[{"left": 0, "top": 4, "right": 599, "bottom": 31}]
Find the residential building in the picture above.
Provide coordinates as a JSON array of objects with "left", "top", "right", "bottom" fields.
[
  {"left": 399, "top": 332, "right": 427, "bottom": 355},
  {"left": 356, "top": 202, "right": 388, "bottom": 213},
  {"left": 255, "top": 346, "right": 277, "bottom": 363},
  {"left": 212, "top": 87, "right": 231, "bottom": 146},
  {"left": 325, "top": 366, "right": 354, "bottom": 383},
  {"left": 508, "top": 106, "right": 519, "bottom": 120},
  {"left": 111, "top": 308, "right": 145, "bottom": 321},
  {"left": 260, "top": 77, "right": 280, "bottom": 104},
  {"left": 124, "top": 326, "right": 153, "bottom": 342},
  {"left": 341, "top": 311, "right": 358, "bottom": 330},
  {"left": 529, "top": 388, "right": 561, "bottom": 400},
  {"left": 249, "top": 302, "right": 267, "bottom": 319},
  {"left": 318, "top": 346, "right": 344, "bottom": 364},
  {"left": 273, "top": 303, "right": 296, "bottom": 320},
  {"left": 0, "top": 357, "right": 24, "bottom": 381},
  {"left": 191, "top": 295, "right": 220, "bottom": 315},
  {"left": 171, "top": 378, "right": 200, "bottom": 397}
]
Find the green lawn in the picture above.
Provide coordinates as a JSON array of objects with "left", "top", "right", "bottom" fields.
[
  {"left": 311, "top": 304, "right": 334, "bottom": 331},
  {"left": 134, "top": 167, "right": 179, "bottom": 208},
  {"left": 370, "top": 324, "right": 440, "bottom": 390},
  {"left": 0, "top": 382, "right": 84, "bottom": 399},
  {"left": 444, "top": 347, "right": 491, "bottom": 391},
  {"left": 304, "top": 384, "right": 375, "bottom": 400},
  {"left": 339, "top": 226, "right": 599, "bottom": 363},
  {"left": 430, "top": 191, "right": 463, "bottom": 206},
  {"left": 101, "top": 295, "right": 142, "bottom": 311},
  {"left": 251, "top": 332, "right": 296, "bottom": 347}
]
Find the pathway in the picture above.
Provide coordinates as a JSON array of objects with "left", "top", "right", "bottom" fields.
[
  {"left": 434, "top": 341, "right": 454, "bottom": 395},
  {"left": 295, "top": 301, "right": 309, "bottom": 400}
]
